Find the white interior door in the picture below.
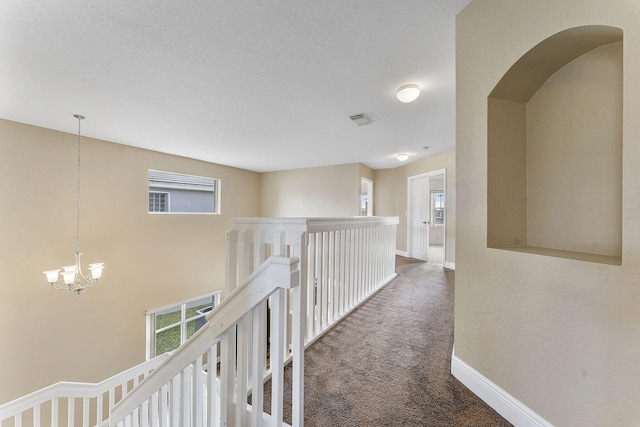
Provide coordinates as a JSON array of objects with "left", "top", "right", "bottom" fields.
[{"left": 409, "top": 175, "right": 430, "bottom": 261}]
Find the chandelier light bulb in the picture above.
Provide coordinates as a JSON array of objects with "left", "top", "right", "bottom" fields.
[{"left": 396, "top": 84, "right": 420, "bottom": 103}]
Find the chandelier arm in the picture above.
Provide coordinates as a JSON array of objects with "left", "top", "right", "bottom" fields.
[{"left": 51, "top": 281, "right": 67, "bottom": 291}]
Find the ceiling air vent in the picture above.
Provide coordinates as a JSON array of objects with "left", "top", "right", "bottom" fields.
[{"left": 349, "top": 113, "right": 373, "bottom": 126}]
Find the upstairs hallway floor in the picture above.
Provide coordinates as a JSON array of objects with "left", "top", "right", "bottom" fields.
[{"left": 266, "top": 256, "right": 512, "bottom": 426}]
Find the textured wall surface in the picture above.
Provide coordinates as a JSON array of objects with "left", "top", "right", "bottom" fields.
[
  {"left": 259, "top": 163, "right": 361, "bottom": 217},
  {"left": 456, "top": 0, "right": 640, "bottom": 425}
]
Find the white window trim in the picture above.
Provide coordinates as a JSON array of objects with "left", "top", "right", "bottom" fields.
[
  {"left": 146, "top": 290, "right": 222, "bottom": 360},
  {"left": 431, "top": 190, "right": 445, "bottom": 228},
  {"left": 149, "top": 191, "right": 170, "bottom": 213},
  {"left": 148, "top": 169, "right": 221, "bottom": 215}
]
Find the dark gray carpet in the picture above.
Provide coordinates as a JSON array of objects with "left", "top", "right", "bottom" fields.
[{"left": 263, "top": 256, "right": 512, "bottom": 426}]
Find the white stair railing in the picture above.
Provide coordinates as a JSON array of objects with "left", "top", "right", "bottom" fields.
[
  {"left": 109, "top": 256, "right": 302, "bottom": 427},
  {"left": 0, "top": 353, "right": 170, "bottom": 427},
  {"left": 0, "top": 217, "right": 398, "bottom": 427},
  {"left": 227, "top": 217, "right": 399, "bottom": 348},
  {"left": 226, "top": 216, "right": 398, "bottom": 427}
]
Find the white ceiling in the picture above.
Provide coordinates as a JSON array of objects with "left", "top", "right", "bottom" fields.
[{"left": 0, "top": 0, "right": 470, "bottom": 172}]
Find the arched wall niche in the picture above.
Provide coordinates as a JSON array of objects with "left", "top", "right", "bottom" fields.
[{"left": 487, "top": 25, "right": 623, "bottom": 265}]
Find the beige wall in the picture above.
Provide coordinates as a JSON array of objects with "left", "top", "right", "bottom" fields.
[
  {"left": 0, "top": 119, "right": 260, "bottom": 404},
  {"left": 374, "top": 149, "right": 456, "bottom": 265},
  {"left": 259, "top": 163, "right": 362, "bottom": 217},
  {"left": 456, "top": 1, "right": 640, "bottom": 426}
]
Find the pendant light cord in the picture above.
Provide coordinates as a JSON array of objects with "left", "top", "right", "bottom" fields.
[{"left": 75, "top": 114, "right": 85, "bottom": 253}]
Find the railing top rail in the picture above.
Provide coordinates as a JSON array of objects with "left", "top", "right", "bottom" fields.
[
  {"left": 0, "top": 353, "right": 170, "bottom": 419},
  {"left": 231, "top": 216, "right": 399, "bottom": 232}
]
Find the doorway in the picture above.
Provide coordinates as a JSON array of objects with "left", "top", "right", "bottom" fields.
[
  {"left": 360, "top": 178, "right": 373, "bottom": 216},
  {"left": 407, "top": 169, "right": 446, "bottom": 263}
]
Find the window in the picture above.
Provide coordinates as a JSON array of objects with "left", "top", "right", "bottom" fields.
[
  {"left": 431, "top": 191, "right": 444, "bottom": 226},
  {"left": 149, "top": 192, "right": 169, "bottom": 212},
  {"left": 148, "top": 170, "right": 220, "bottom": 214},
  {"left": 146, "top": 292, "right": 221, "bottom": 359}
]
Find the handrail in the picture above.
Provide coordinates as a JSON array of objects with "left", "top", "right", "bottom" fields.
[
  {"left": 109, "top": 255, "right": 300, "bottom": 425},
  {"left": 0, "top": 352, "right": 170, "bottom": 423},
  {"left": 231, "top": 216, "right": 399, "bottom": 232}
]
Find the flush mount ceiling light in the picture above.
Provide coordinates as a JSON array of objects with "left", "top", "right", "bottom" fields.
[
  {"left": 397, "top": 153, "right": 409, "bottom": 161},
  {"left": 396, "top": 84, "right": 420, "bottom": 103}
]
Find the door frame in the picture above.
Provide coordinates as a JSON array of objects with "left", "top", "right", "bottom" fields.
[
  {"left": 407, "top": 168, "right": 447, "bottom": 261},
  {"left": 360, "top": 177, "right": 373, "bottom": 216}
]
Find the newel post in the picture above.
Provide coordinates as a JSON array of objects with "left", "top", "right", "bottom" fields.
[{"left": 225, "top": 229, "right": 239, "bottom": 296}]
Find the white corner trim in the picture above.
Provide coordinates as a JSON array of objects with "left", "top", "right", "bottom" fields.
[
  {"left": 443, "top": 261, "right": 455, "bottom": 270},
  {"left": 396, "top": 249, "right": 409, "bottom": 257},
  {"left": 451, "top": 353, "right": 554, "bottom": 427}
]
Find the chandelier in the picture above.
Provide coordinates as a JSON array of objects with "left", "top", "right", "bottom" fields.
[{"left": 43, "top": 114, "right": 105, "bottom": 294}]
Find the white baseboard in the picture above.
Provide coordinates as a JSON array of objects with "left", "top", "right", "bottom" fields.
[
  {"left": 396, "top": 250, "right": 409, "bottom": 257},
  {"left": 451, "top": 353, "right": 554, "bottom": 427},
  {"left": 443, "top": 261, "right": 455, "bottom": 270}
]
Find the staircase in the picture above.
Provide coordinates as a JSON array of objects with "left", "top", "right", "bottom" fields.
[{"left": 0, "top": 217, "right": 398, "bottom": 427}]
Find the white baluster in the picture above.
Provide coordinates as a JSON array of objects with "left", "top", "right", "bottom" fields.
[
  {"left": 181, "top": 367, "right": 191, "bottom": 427},
  {"left": 68, "top": 397, "right": 74, "bottom": 427},
  {"left": 97, "top": 392, "right": 103, "bottom": 426},
  {"left": 52, "top": 397, "right": 59, "bottom": 427},
  {"left": 159, "top": 383, "right": 168, "bottom": 427},
  {"left": 34, "top": 403, "right": 41, "bottom": 427},
  {"left": 272, "top": 230, "right": 286, "bottom": 257},
  {"left": 327, "top": 230, "right": 335, "bottom": 325},
  {"left": 235, "top": 316, "right": 250, "bottom": 427},
  {"left": 251, "top": 302, "right": 266, "bottom": 427},
  {"left": 347, "top": 229, "right": 357, "bottom": 311},
  {"left": 82, "top": 397, "right": 89, "bottom": 427},
  {"left": 354, "top": 228, "right": 361, "bottom": 303},
  {"left": 141, "top": 398, "right": 149, "bottom": 427},
  {"left": 321, "top": 231, "right": 329, "bottom": 330},
  {"left": 270, "top": 288, "right": 285, "bottom": 427},
  {"left": 364, "top": 227, "right": 369, "bottom": 296},
  {"left": 194, "top": 356, "right": 204, "bottom": 427},
  {"left": 151, "top": 392, "right": 159, "bottom": 427},
  {"left": 336, "top": 229, "right": 344, "bottom": 317},
  {"left": 170, "top": 375, "right": 180, "bottom": 427},
  {"left": 254, "top": 230, "right": 267, "bottom": 272},
  {"left": 220, "top": 333, "right": 235, "bottom": 427},
  {"left": 307, "top": 232, "right": 316, "bottom": 339},
  {"left": 337, "top": 228, "right": 343, "bottom": 320},
  {"left": 109, "top": 387, "right": 116, "bottom": 416},
  {"left": 315, "top": 233, "right": 322, "bottom": 334},
  {"left": 291, "top": 234, "right": 306, "bottom": 427},
  {"left": 206, "top": 346, "right": 218, "bottom": 427}
]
